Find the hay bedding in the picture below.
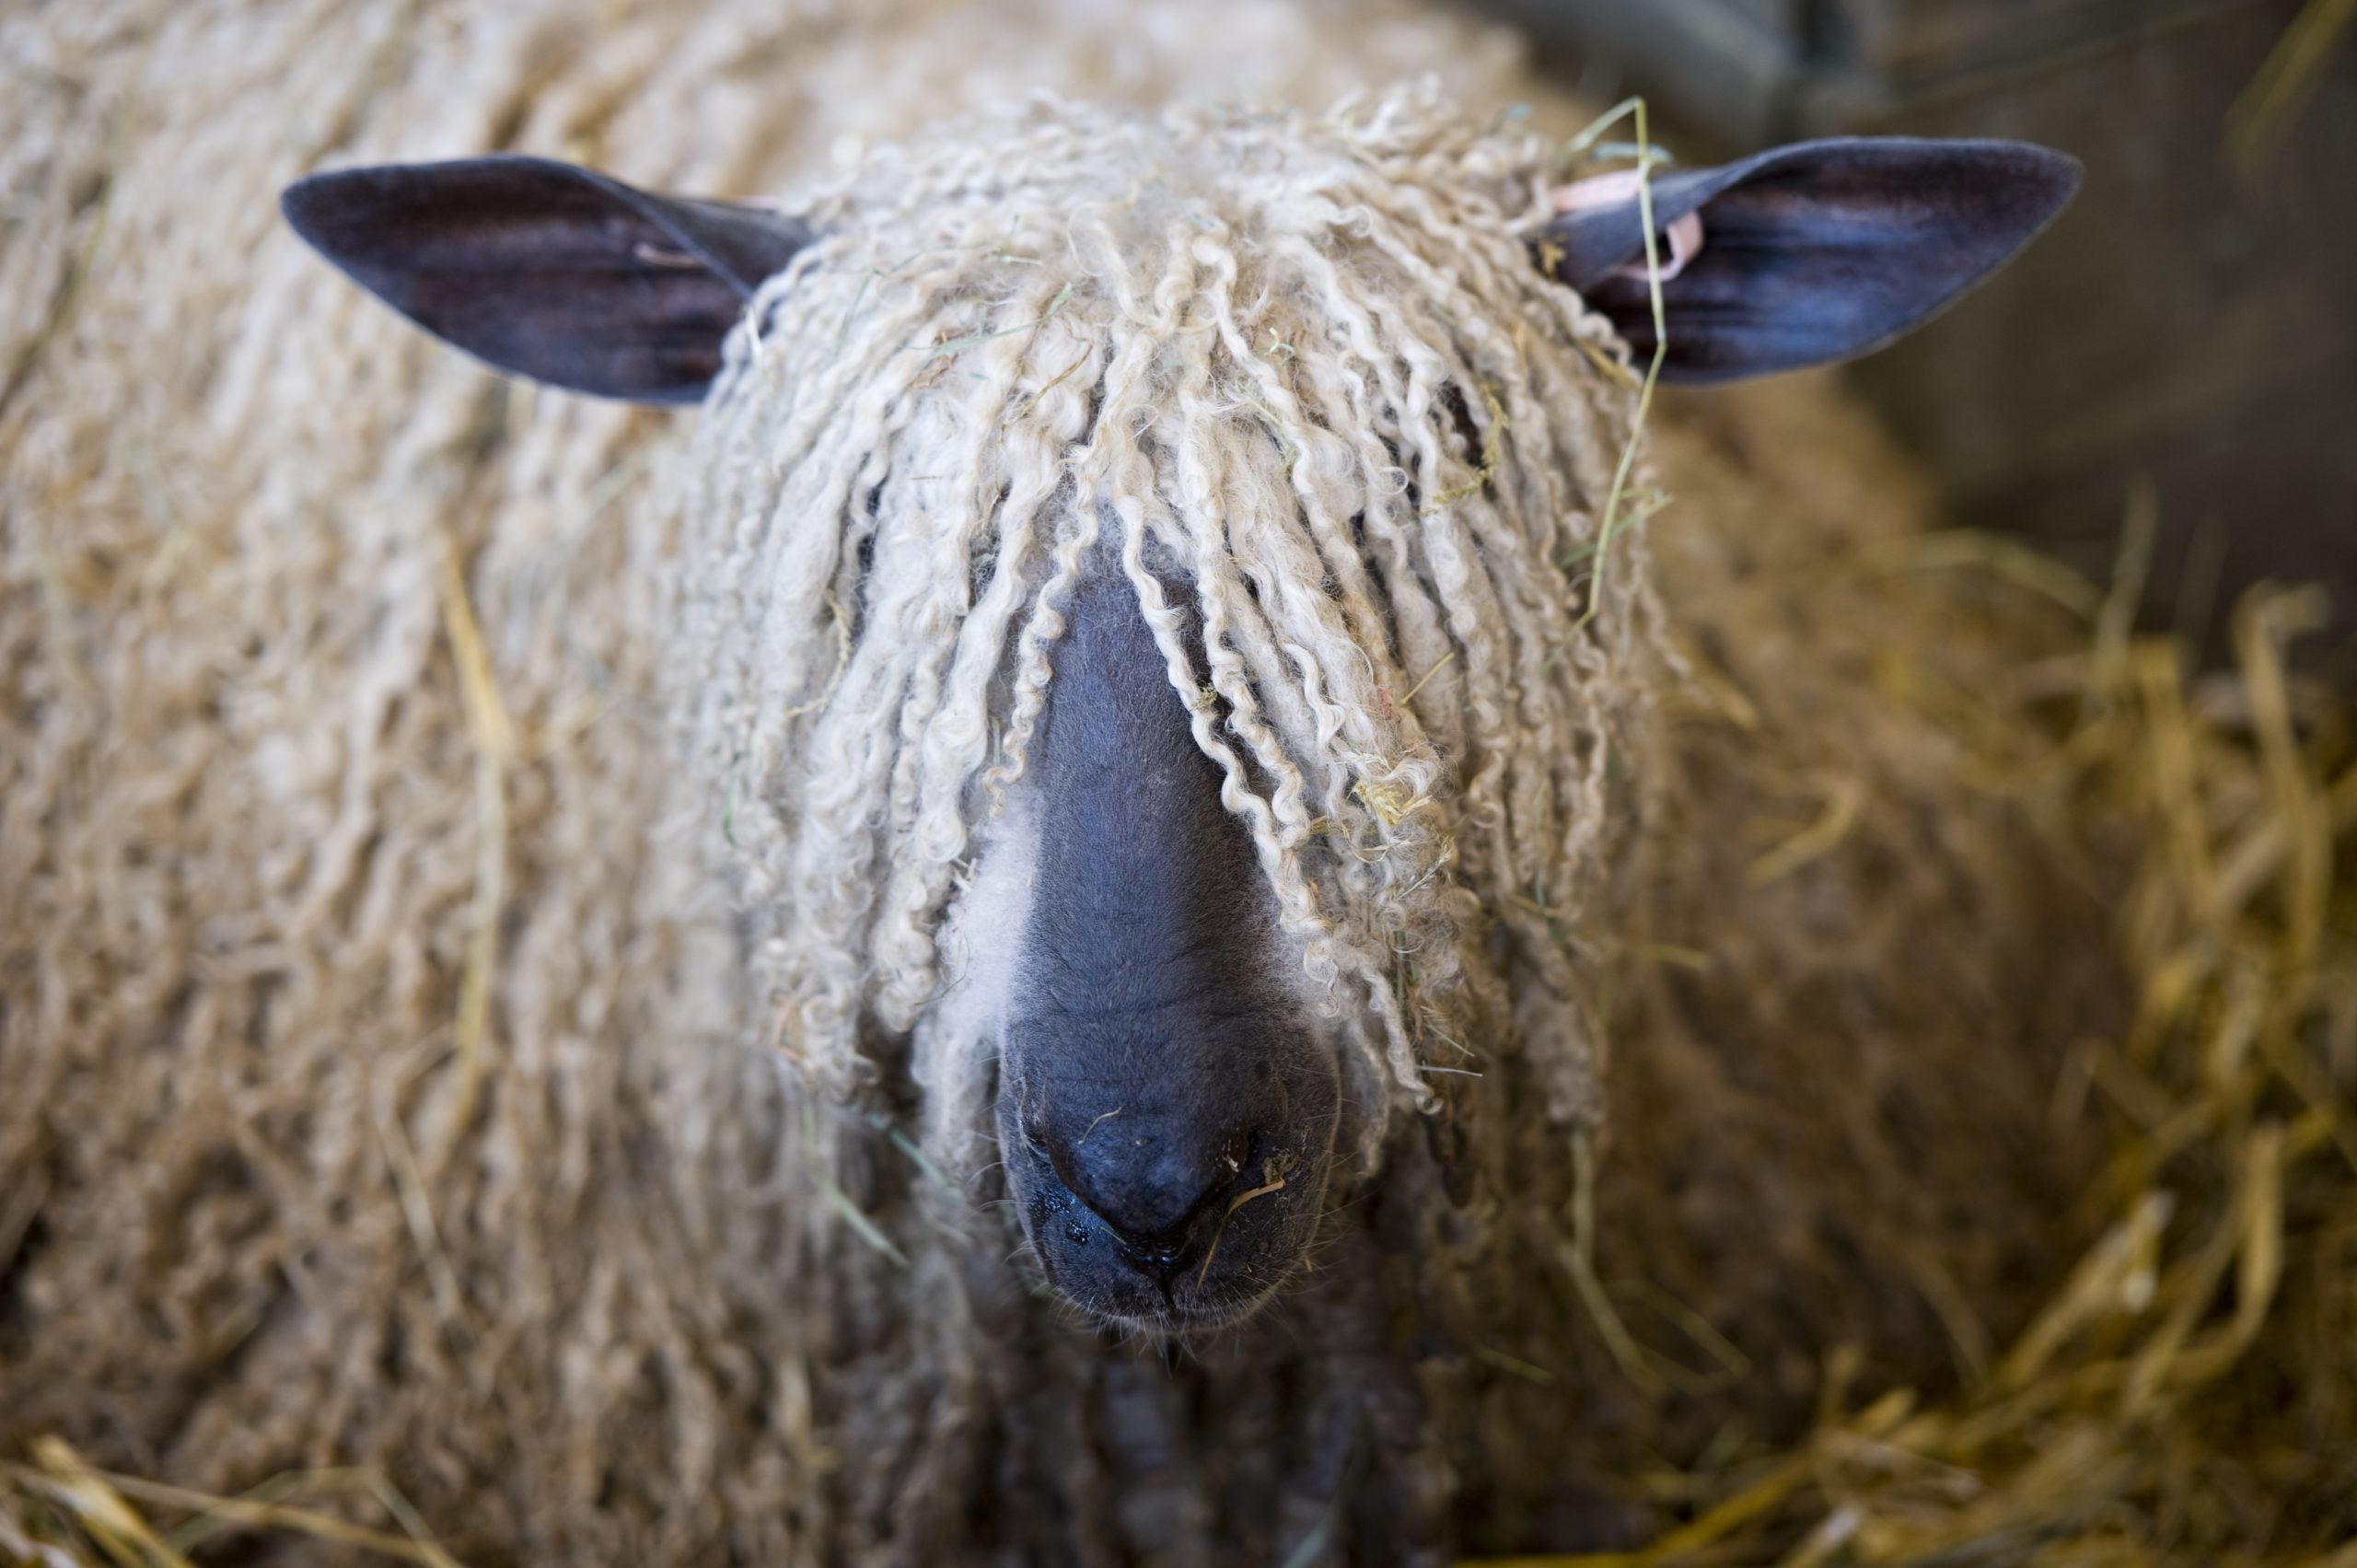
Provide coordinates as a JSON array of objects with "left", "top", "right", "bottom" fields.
[{"left": 1, "top": 1, "right": 2351, "bottom": 1564}]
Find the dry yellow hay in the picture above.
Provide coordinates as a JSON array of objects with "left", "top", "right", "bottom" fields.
[{"left": 1461, "top": 571, "right": 2357, "bottom": 1566}]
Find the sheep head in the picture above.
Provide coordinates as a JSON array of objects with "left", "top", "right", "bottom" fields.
[{"left": 279, "top": 96, "right": 2075, "bottom": 1334}]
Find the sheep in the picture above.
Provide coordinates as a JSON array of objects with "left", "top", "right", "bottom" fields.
[
  {"left": 279, "top": 97, "right": 2080, "bottom": 1349},
  {"left": 1, "top": 1, "right": 2119, "bottom": 1563}
]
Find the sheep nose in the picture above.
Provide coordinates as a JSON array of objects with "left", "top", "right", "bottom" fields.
[{"left": 1049, "top": 1120, "right": 1248, "bottom": 1264}]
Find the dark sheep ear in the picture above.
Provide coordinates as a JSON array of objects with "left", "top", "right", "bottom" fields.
[
  {"left": 1533, "top": 137, "right": 2082, "bottom": 383},
  {"left": 280, "top": 156, "right": 814, "bottom": 404}
]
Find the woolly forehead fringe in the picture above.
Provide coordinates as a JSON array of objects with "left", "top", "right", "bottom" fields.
[{"left": 677, "top": 84, "right": 1659, "bottom": 1146}]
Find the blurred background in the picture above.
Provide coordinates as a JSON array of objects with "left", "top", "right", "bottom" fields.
[{"left": 1488, "top": 0, "right": 2357, "bottom": 673}]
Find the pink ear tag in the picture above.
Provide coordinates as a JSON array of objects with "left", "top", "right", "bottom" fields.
[{"left": 1552, "top": 169, "right": 1704, "bottom": 282}]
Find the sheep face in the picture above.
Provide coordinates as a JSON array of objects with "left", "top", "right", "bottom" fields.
[
  {"left": 993, "top": 559, "right": 1342, "bottom": 1330},
  {"left": 278, "top": 96, "right": 2078, "bottom": 1335}
]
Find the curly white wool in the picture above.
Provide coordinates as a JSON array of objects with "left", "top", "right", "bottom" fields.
[{"left": 678, "top": 85, "right": 1661, "bottom": 1144}]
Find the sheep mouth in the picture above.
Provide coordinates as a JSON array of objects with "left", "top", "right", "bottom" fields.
[
  {"left": 1010, "top": 1141, "right": 1329, "bottom": 1334},
  {"left": 1088, "top": 1285, "right": 1288, "bottom": 1338}
]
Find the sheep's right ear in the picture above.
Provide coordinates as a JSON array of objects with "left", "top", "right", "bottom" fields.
[{"left": 280, "top": 156, "right": 813, "bottom": 404}]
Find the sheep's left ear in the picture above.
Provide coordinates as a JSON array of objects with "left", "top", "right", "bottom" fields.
[
  {"left": 1534, "top": 138, "right": 2082, "bottom": 383},
  {"left": 280, "top": 156, "right": 813, "bottom": 404}
]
